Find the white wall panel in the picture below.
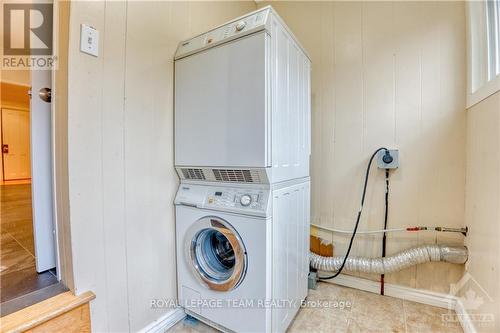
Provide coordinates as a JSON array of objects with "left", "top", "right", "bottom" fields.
[
  {"left": 67, "top": 2, "right": 256, "bottom": 332},
  {"left": 465, "top": 92, "right": 500, "bottom": 332},
  {"left": 67, "top": 2, "right": 108, "bottom": 331},
  {"left": 260, "top": 1, "right": 466, "bottom": 292},
  {"left": 100, "top": 2, "right": 129, "bottom": 332}
]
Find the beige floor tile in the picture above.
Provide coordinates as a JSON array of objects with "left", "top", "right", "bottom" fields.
[
  {"left": 347, "top": 289, "right": 405, "bottom": 333},
  {"left": 404, "top": 300, "right": 463, "bottom": 333},
  {"left": 289, "top": 282, "right": 354, "bottom": 333},
  {"left": 167, "top": 282, "right": 464, "bottom": 333},
  {"left": 289, "top": 307, "right": 349, "bottom": 333}
]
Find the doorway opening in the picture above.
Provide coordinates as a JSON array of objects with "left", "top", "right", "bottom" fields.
[{"left": 0, "top": 69, "right": 63, "bottom": 316}]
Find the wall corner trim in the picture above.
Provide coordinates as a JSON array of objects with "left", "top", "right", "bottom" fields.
[
  {"left": 455, "top": 298, "right": 478, "bottom": 333},
  {"left": 138, "top": 308, "right": 186, "bottom": 333}
]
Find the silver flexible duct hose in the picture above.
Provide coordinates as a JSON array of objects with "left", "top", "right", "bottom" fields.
[{"left": 309, "top": 245, "right": 468, "bottom": 274}]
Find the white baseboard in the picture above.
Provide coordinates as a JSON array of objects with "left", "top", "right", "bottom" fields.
[
  {"left": 138, "top": 307, "right": 186, "bottom": 333},
  {"left": 327, "top": 273, "right": 457, "bottom": 309},
  {"left": 454, "top": 299, "right": 477, "bottom": 333}
]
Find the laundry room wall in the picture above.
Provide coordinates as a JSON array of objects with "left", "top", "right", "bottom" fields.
[
  {"left": 465, "top": 92, "right": 500, "bottom": 332},
  {"left": 258, "top": 1, "right": 467, "bottom": 293},
  {"left": 66, "top": 1, "right": 255, "bottom": 332}
]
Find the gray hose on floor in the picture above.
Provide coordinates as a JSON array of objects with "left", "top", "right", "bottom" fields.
[{"left": 309, "top": 245, "right": 468, "bottom": 274}]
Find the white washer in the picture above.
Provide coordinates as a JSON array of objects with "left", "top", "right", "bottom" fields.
[{"left": 175, "top": 179, "right": 310, "bottom": 333}]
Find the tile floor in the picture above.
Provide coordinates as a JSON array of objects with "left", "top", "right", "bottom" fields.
[
  {"left": 167, "top": 282, "right": 463, "bottom": 333},
  {"left": 0, "top": 184, "right": 58, "bottom": 304}
]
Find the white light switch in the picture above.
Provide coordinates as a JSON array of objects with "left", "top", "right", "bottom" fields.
[{"left": 80, "top": 24, "right": 99, "bottom": 57}]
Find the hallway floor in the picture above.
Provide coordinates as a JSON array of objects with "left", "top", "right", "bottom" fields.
[
  {"left": 0, "top": 184, "right": 58, "bottom": 305},
  {"left": 168, "top": 282, "right": 463, "bottom": 333}
]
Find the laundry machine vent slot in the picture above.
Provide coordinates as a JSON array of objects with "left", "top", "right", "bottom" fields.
[
  {"left": 212, "top": 169, "right": 260, "bottom": 183},
  {"left": 181, "top": 168, "right": 206, "bottom": 180}
]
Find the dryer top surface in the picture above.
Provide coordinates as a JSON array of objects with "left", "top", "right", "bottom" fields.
[{"left": 174, "top": 6, "right": 310, "bottom": 60}]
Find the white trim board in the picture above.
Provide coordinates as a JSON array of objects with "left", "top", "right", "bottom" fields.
[
  {"left": 138, "top": 308, "right": 186, "bottom": 333},
  {"left": 327, "top": 273, "right": 457, "bottom": 309},
  {"left": 455, "top": 298, "right": 477, "bottom": 333},
  {"left": 467, "top": 75, "right": 500, "bottom": 108}
]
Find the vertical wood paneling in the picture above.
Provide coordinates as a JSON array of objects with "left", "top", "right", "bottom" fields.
[
  {"left": 259, "top": 1, "right": 466, "bottom": 292},
  {"left": 124, "top": 2, "right": 187, "bottom": 329},
  {"left": 67, "top": 2, "right": 108, "bottom": 331},
  {"left": 123, "top": 2, "right": 255, "bottom": 329},
  {"left": 386, "top": 1, "right": 423, "bottom": 287},
  {"left": 101, "top": 1, "right": 129, "bottom": 331},
  {"left": 318, "top": 2, "right": 335, "bottom": 229},
  {"left": 416, "top": 1, "right": 466, "bottom": 292},
  {"left": 67, "top": 2, "right": 256, "bottom": 331},
  {"left": 357, "top": 1, "right": 395, "bottom": 266},
  {"left": 330, "top": 2, "right": 364, "bottom": 260}
]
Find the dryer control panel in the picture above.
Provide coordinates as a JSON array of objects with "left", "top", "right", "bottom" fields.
[
  {"left": 174, "top": 183, "right": 270, "bottom": 217},
  {"left": 174, "top": 8, "right": 270, "bottom": 60}
]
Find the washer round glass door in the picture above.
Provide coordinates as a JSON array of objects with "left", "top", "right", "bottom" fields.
[{"left": 186, "top": 217, "right": 247, "bottom": 292}]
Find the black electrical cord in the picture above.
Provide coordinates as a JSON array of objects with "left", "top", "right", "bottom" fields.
[
  {"left": 318, "top": 147, "right": 388, "bottom": 280},
  {"left": 380, "top": 168, "right": 390, "bottom": 295}
]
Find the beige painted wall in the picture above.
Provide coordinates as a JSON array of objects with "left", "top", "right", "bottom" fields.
[
  {"left": 0, "top": 71, "right": 31, "bottom": 183},
  {"left": 66, "top": 1, "right": 255, "bottom": 332},
  {"left": 465, "top": 92, "right": 500, "bottom": 332},
  {"left": 259, "top": 1, "right": 466, "bottom": 292},
  {"left": 0, "top": 70, "right": 30, "bottom": 86}
]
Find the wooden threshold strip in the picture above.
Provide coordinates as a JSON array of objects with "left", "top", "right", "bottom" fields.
[{"left": 0, "top": 291, "right": 95, "bottom": 333}]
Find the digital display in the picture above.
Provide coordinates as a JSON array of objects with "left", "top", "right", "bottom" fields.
[{"left": 215, "top": 191, "right": 222, "bottom": 196}]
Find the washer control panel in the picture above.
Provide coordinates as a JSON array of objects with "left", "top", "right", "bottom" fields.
[
  {"left": 206, "top": 189, "right": 267, "bottom": 212},
  {"left": 175, "top": 8, "right": 269, "bottom": 59},
  {"left": 174, "top": 183, "right": 270, "bottom": 217}
]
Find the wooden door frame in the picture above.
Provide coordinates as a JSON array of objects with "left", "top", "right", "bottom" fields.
[{"left": 51, "top": 0, "right": 74, "bottom": 291}]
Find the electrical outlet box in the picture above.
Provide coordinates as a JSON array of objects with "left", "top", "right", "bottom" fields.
[
  {"left": 308, "top": 271, "right": 318, "bottom": 290},
  {"left": 377, "top": 149, "right": 399, "bottom": 169}
]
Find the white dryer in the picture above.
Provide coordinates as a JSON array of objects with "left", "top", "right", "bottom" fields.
[
  {"left": 174, "top": 6, "right": 311, "bottom": 184},
  {"left": 175, "top": 179, "right": 310, "bottom": 333}
]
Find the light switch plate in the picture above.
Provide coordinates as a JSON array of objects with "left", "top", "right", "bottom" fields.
[{"left": 80, "top": 24, "right": 99, "bottom": 57}]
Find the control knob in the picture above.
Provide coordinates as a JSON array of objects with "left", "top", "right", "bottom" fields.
[
  {"left": 235, "top": 21, "right": 246, "bottom": 31},
  {"left": 240, "top": 194, "right": 252, "bottom": 206}
]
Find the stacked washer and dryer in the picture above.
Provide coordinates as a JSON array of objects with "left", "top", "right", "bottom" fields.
[{"left": 174, "top": 6, "right": 311, "bottom": 333}]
